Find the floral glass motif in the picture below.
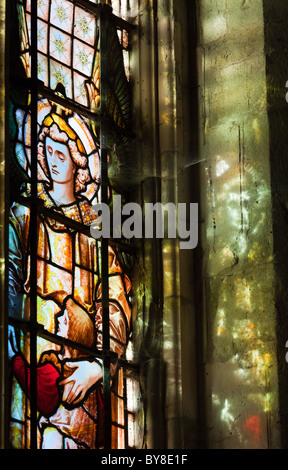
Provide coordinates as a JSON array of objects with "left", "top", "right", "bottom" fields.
[
  {"left": 16, "top": 0, "right": 131, "bottom": 132},
  {"left": 50, "top": 27, "right": 72, "bottom": 63},
  {"left": 37, "top": 21, "right": 48, "bottom": 54},
  {"left": 18, "top": 0, "right": 99, "bottom": 108},
  {"left": 74, "top": 6, "right": 96, "bottom": 46},
  {"left": 50, "top": 0, "right": 74, "bottom": 33}
]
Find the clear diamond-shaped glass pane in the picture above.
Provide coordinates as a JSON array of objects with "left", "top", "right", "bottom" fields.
[
  {"left": 37, "top": 53, "right": 48, "bottom": 85},
  {"left": 37, "top": 20, "right": 48, "bottom": 54},
  {"left": 50, "top": 60, "right": 73, "bottom": 98},
  {"left": 73, "top": 72, "right": 89, "bottom": 107},
  {"left": 50, "top": 26, "right": 72, "bottom": 65},
  {"left": 50, "top": 0, "right": 74, "bottom": 34},
  {"left": 74, "top": 7, "right": 97, "bottom": 46},
  {"left": 73, "top": 40, "right": 94, "bottom": 76}
]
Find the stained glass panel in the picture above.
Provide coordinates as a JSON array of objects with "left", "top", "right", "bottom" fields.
[
  {"left": 8, "top": 0, "right": 140, "bottom": 450},
  {"left": 17, "top": 0, "right": 100, "bottom": 108}
]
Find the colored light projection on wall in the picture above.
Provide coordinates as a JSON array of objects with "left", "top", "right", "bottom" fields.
[
  {"left": 8, "top": 0, "right": 142, "bottom": 450},
  {"left": 199, "top": 0, "right": 280, "bottom": 447},
  {"left": 203, "top": 120, "right": 277, "bottom": 448}
]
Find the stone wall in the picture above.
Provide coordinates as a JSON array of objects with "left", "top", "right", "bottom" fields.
[{"left": 198, "top": 0, "right": 282, "bottom": 448}]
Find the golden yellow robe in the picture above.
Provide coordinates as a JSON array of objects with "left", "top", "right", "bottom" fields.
[{"left": 9, "top": 183, "right": 131, "bottom": 449}]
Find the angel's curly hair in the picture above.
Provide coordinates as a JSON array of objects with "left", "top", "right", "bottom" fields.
[{"left": 38, "top": 122, "right": 91, "bottom": 194}]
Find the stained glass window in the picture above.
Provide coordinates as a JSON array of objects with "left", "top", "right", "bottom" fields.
[{"left": 8, "top": 0, "right": 141, "bottom": 450}]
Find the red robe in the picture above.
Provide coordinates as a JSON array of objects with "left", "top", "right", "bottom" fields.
[
  {"left": 12, "top": 354, "right": 105, "bottom": 446},
  {"left": 12, "top": 354, "right": 61, "bottom": 418}
]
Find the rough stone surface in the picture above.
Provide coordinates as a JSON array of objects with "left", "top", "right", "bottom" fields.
[{"left": 198, "top": 0, "right": 282, "bottom": 449}]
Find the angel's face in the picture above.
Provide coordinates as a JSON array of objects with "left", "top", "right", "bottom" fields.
[{"left": 45, "top": 136, "right": 75, "bottom": 185}]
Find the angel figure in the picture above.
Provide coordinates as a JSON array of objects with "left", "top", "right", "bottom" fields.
[{"left": 8, "top": 102, "right": 131, "bottom": 449}]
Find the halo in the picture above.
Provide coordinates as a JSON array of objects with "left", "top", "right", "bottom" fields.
[{"left": 15, "top": 98, "right": 100, "bottom": 203}]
